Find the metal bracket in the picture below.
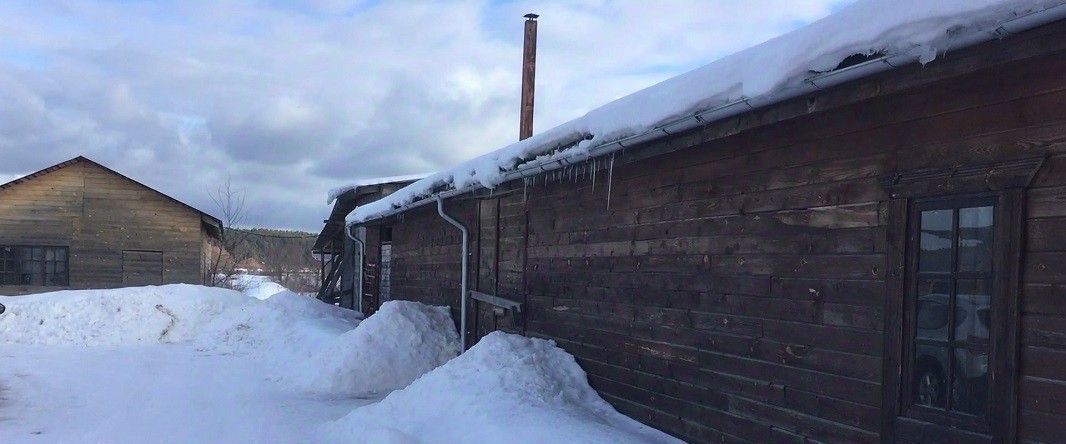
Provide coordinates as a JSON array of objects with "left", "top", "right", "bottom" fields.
[
  {"left": 469, "top": 290, "right": 522, "bottom": 313},
  {"left": 469, "top": 290, "right": 524, "bottom": 333}
]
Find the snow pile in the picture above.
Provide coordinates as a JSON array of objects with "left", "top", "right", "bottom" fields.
[
  {"left": 303, "top": 300, "right": 460, "bottom": 396},
  {"left": 196, "top": 290, "right": 358, "bottom": 361},
  {"left": 325, "top": 331, "right": 681, "bottom": 444},
  {"left": 0, "top": 285, "right": 456, "bottom": 400},
  {"left": 349, "top": 0, "right": 1064, "bottom": 224},
  {"left": 0, "top": 285, "right": 247, "bottom": 346},
  {"left": 327, "top": 173, "right": 426, "bottom": 204},
  {"left": 231, "top": 273, "right": 290, "bottom": 300}
]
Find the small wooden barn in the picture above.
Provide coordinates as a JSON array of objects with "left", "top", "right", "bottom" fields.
[
  {"left": 313, "top": 175, "right": 421, "bottom": 311},
  {"left": 0, "top": 156, "right": 222, "bottom": 295},
  {"left": 336, "top": 4, "right": 1066, "bottom": 443}
]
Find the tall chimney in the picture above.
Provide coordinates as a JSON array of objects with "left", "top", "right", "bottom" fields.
[{"left": 519, "top": 13, "right": 538, "bottom": 141}]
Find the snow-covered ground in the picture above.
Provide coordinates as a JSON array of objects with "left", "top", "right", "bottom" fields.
[{"left": 0, "top": 285, "right": 678, "bottom": 443}]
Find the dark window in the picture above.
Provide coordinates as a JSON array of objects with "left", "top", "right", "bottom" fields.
[
  {"left": 1, "top": 246, "right": 69, "bottom": 287},
  {"left": 892, "top": 193, "right": 1019, "bottom": 439},
  {"left": 0, "top": 246, "right": 17, "bottom": 285},
  {"left": 883, "top": 159, "right": 1036, "bottom": 443},
  {"left": 910, "top": 201, "right": 993, "bottom": 417}
]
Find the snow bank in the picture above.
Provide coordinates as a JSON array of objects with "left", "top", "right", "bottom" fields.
[
  {"left": 196, "top": 290, "right": 358, "bottom": 359},
  {"left": 0, "top": 285, "right": 455, "bottom": 401},
  {"left": 303, "top": 300, "right": 460, "bottom": 396},
  {"left": 349, "top": 0, "right": 1064, "bottom": 224},
  {"left": 0, "top": 285, "right": 247, "bottom": 346},
  {"left": 325, "top": 331, "right": 681, "bottom": 444},
  {"left": 231, "top": 273, "right": 290, "bottom": 300}
]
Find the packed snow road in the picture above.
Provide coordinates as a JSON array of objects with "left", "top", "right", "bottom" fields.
[
  {"left": 0, "top": 344, "right": 375, "bottom": 443},
  {"left": 0, "top": 284, "right": 679, "bottom": 443}
]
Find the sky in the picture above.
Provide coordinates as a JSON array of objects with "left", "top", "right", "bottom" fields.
[{"left": 0, "top": 0, "right": 852, "bottom": 231}]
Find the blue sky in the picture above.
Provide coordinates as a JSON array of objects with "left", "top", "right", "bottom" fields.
[{"left": 0, "top": 0, "right": 852, "bottom": 230}]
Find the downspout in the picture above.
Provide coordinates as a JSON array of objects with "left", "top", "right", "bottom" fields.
[
  {"left": 344, "top": 226, "right": 365, "bottom": 314},
  {"left": 435, "top": 195, "right": 469, "bottom": 350}
]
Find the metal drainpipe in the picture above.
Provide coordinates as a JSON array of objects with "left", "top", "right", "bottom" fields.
[
  {"left": 344, "top": 226, "right": 365, "bottom": 314},
  {"left": 435, "top": 195, "right": 469, "bottom": 350}
]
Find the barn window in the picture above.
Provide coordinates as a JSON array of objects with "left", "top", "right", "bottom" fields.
[
  {"left": 0, "top": 246, "right": 18, "bottom": 285},
  {"left": 0, "top": 246, "right": 69, "bottom": 287},
  {"left": 908, "top": 198, "right": 994, "bottom": 417},
  {"left": 880, "top": 157, "right": 1041, "bottom": 441},
  {"left": 884, "top": 191, "right": 1023, "bottom": 441}
]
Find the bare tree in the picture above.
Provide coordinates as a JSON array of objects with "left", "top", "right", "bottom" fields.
[{"left": 202, "top": 179, "right": 252, "bottom": 289}]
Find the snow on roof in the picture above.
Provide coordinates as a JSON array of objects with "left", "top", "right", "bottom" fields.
[
  {"left": 349, "top": 0, "right": 1065, "bottom": 225},
  {"left": 327, "top": 173, "right": 427, "bottom": 204}
]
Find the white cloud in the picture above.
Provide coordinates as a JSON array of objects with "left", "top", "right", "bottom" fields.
[{"left": 0, "top": 0, "right": 849, "bottom": 230}]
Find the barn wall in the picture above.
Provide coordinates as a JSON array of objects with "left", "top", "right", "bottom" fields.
[
  {"left": 387, "top": 200, "right": 477, "bottom": 330},
  {"left": 367, "top": 22, "right": 1066, "bottom": 443},
  {"left": 0, "top": 160, "right": 208, "bottom": 294}
]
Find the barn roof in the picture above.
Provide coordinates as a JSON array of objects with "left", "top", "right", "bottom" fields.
[
  {"left": 347, "top": 0, "right": 1066, "bottom": 226},
  {"left": 313, "top": 176, "right": 423, "bottom": 253},
  {"left": 0, "top": 156, "right": 224, "bottom": 238}
]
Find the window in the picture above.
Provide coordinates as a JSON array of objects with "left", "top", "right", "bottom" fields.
[
  {"left": 909, "top": 199, "right": 994, "bottom": 418},
  {"left": 0, "top": 246, "right": 17, "bottom": 285},
  {"left": 885, "top": 191, "right": 1022, "bottom": 441},
  {"left": 882, "top": 158, "right": 1036, "bottom": 442},
  {"left": 0, "top": 246, "right": 69, "bottom": 286}
]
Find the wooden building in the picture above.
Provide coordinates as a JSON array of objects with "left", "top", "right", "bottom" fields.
[
  {"left": 0, "top": 156, "right": 222, "bottom": 295},
  {"left": 340, "top": 6, "right": 1066, "bottom": 444},
  {"left": 313, "top": 176, "right": 420, "bottom": 311}
]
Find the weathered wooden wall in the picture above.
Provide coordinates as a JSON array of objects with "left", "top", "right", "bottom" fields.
[
  {"left": 369, "top": 21, "right": 1066, "bottom": 443},
  {"left": 390, "top": 200, "right": 477, "bottom": 331},
  {"left": 0, "top": 161, "right": 208, "bottom": 294}
]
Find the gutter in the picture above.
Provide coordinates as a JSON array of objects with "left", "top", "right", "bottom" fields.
[
  {"left": 435, "top": 196, "right": 470, "bottom": 350},
  {"left": 346, "top": 3, "right": 1066, "bottom": 228}
]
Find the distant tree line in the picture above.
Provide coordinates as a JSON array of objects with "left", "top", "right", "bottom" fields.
[{"left": 201, "top": 181, "right": 318, "bottom": 294}]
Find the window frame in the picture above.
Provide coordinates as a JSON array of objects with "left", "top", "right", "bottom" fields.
[
  {"left": 902, "top": 194, "right": 999, "bottom": 433},
  {"left": 883, "top": 189, "right": 1023, "bottom": 443},
  {"left": 0, "top": 245, "right": 70, "bottom": 287}
]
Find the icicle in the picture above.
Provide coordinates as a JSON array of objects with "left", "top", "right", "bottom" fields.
[
  {"left": 591, "top": 158, "right": 597, "bottom": 193},
  {"left": 606, "top": 152, "right": 615, "bottom": 210},
  {"left": 523, "top": 177, "right": 528, "bottom": 202}
]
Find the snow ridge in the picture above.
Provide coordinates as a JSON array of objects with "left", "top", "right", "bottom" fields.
[
  {"left": 325, "top": 331, "right": 682, "bottom": 444},
  {"left": 347, "top": 0, "right": 1063, "bottom": 225}
]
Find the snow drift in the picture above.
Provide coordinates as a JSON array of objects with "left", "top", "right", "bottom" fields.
[
  {"left": 0, "top": 285, "right": 458, "bottom": 399},
  {"left": 304, "top": 300, "right": 460, "bottom": 396},
  {"left": 0, "top": 285, "right": 248, "bottom": 346},
  {"left": 325, "top": 331, "right": 682, "bottom": 444}
]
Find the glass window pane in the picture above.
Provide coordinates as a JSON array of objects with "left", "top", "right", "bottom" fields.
[
  {"left": 45, "top": 249, "right": 55, "bottom": 261},
  {"left": 958, "top": 206, "right": 994, "bottom": 273},
  {"left": 913, "top": 345, "right": 950, "bottom": 409},
  {"left": 920, "top": 209, "right": 953, "bottom": 273},
  {"left": 57, "top": 248, "right": 67, "bottom": 261},
  {"left": 916, "top": 280, "right": 952, "bottom": 341},
  {"left": 956, "top": 279, "right": 991, "bottom": 344},
  {"left": 952, "top": 348, "right": 989, "bottom": 416}
]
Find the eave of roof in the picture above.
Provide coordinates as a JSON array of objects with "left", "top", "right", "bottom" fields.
[{"left": 347, "top": 1, "right": 1066, "bottom": 227}]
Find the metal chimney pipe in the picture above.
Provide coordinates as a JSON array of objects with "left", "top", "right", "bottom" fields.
[{"left": 519, "top": 13, "right": 538, "bottom": 141}]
